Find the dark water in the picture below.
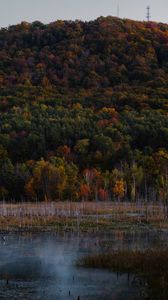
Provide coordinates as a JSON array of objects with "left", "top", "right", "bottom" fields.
[{"left": 0, "top": 229, "right": 167, "bottom": 300}]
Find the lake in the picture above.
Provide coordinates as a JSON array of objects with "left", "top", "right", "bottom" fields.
[{"left": 0, "top": 229, "right": 167, "bottom": 300}]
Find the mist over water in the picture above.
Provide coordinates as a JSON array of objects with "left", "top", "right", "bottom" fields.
[{"left": 0, "top": 230, "right": 167, "bottom": 300}]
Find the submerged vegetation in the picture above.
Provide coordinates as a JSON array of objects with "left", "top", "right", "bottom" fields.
[
  {"left": 79, "top": 248, "right": 168, "bottom": 299},
  {"left": 1, "top": 17, "right": 168, "bottom": 202}
]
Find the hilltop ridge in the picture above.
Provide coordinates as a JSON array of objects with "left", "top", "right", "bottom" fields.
[
  {"left": 1, "top": 17, "right": 168, "bottom": 201},
  {"left": 0, "top": 16, "right": 168, "bottom": 106}
]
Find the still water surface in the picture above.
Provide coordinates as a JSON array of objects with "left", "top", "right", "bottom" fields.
[{"left": 0, "top": 229, "right": 167, "bottom": 300}]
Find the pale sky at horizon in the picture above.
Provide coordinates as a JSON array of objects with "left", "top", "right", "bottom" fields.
[{"left": 0, "top": 0, "right": 167, "bottom": 28}]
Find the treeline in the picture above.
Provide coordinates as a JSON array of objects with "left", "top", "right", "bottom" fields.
[
  {"left": 1, "top": 17, "right": 168, "bottom": 201},
  {"left": 1, "top": 145, "right": 168, "bottom": 203},
  {"left": 1, "top": 105, "right": 168, "bottom": 202}
]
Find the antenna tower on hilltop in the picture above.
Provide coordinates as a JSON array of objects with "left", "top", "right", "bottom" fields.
[
  {"left": 117, "top": 3, "right": 120, "bottom": 18},
  {"left": 146, "top": 6, "right": 151, "bottom": 22}
]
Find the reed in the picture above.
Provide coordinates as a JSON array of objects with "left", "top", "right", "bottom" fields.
[
  {"left": 79, "top": 249, "right": 168, "bottom": 273},
  {"left": 0, "top": 201, "right": 167, "bottom": 232},
  {"left": 77, "top": 249, "right": 168, "bottom": 300},
  {"left": 79, "top": 248, "right": 168, "bottom": 299}
]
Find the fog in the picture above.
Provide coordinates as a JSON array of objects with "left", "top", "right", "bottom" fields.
[{"left": 0, "top": 231, "right": 167, "bottom": 299}]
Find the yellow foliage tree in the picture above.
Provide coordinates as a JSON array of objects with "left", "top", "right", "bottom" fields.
[
  {"left": 113, "top": 179, "right": 125, "bottom": 200},
  {"left": 25, "top": 159, "right": 67, "bottom": 201}
]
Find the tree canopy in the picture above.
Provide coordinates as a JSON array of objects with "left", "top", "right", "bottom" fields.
[{"left": 1, "top": 17, "right": 168, "bottom": 201}]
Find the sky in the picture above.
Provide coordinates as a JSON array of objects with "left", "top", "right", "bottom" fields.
[{"left": 0, "top": 0, "right": 167, "bottom": 28}]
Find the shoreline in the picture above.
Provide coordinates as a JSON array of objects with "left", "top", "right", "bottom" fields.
[
  {"left": 0, "top": 201, "right": 167, "bottom": 234},
  {"left": 0, "top": 217, "right": 167, "bottom": 235}
]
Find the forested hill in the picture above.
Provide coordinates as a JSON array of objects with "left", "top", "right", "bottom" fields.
[
  {"left": 1, "top": 17, "right": 168, "bottom": 202},
  {"left": 1, "top": 17, "right": 168, "bottom": 104}
]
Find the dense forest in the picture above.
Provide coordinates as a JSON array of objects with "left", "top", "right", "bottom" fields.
[{"left": 1, "top": 16, "right": 168, "bottom": 202}]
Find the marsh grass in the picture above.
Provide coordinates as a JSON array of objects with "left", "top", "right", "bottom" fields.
[
  {"left": 79, "top": 249, "right": 168, "bottom": 300},
  {"left": 0, "top": 201, "right": 167, "bottom": 232},
  {"left": 79, "top": 249, "right": 168, "bottom": 273}
]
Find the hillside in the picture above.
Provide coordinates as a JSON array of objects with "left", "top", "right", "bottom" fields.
[
  {"left": 1, "top": 17, "right": 168, "bottom": 100},
  {"left": 1, "top": 17, "right": 168, "bottom": 202}
]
